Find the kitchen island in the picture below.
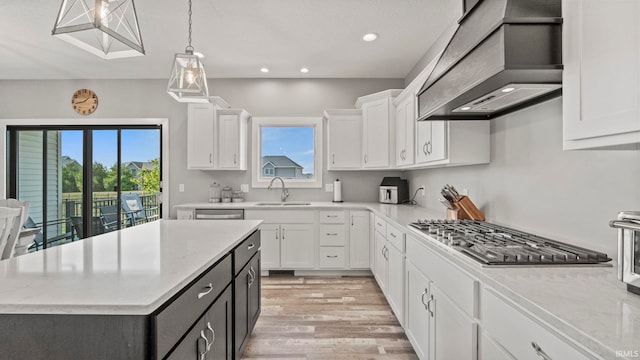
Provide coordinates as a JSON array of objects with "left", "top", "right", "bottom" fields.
[{"left": 0, "top": 219, "right": 262, "bottom": 360}]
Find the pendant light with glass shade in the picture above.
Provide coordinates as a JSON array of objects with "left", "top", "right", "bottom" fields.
[
  {"left": 52, "top": 0, "right": 145, "bottom": 59},
  {"left": 167, "top": 0, "right": 210, "bottom": 103}
]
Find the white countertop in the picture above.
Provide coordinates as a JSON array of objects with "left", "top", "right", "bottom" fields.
[
  {"left": 0, "top": 220, "right": 261, "bottom": 315},
  {"left": 177, "top": 201, "right": 640, "bottom": 360}
]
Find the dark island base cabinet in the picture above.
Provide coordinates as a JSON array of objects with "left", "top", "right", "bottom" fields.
[
  {"left": 167, "top": 285, "right": 233, "bottom": 360},
  {"left": 233, "top": 231, "right": 262, "bottom": 359},
  {"left": 0, "top": 230, "right": 261, "bottom": 360}
]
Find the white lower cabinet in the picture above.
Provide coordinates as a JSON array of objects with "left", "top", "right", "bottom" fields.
[
  {"left": 372, "top": 216, "right": 405, "bottom": 326},
  {"left": 480, "top": 333, "right": 515, "bottom": 360},
  {"left": 259, "top": 224, "right": 281, "bottom": 269},
  {"left": 431, "top": 283, "right": 477, "bottom": 360},
  {"left": 481, "top": 287, "right": 593, "bottom": 360},
  {"left": 373, "top": 230, "right": 387, "bottom": 292},
  {"left": 279, "top": 224, "right": 316, "bottom": 269},
  {"left": 405, "top": 234, "right": 477, "bottom": 360},
  {"left": 405, "top": 261, "right": 432, "bottom": 360},
  {"left": 349, "top": 210, "right": 370, "bottom": 269},
  {"left": 245, "top": 210, "right": 317, "bottom": 271}
]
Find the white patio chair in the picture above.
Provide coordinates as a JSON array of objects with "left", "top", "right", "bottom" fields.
[
  {"left": 0, "top": 207, "right": 23, "bottom": 261},
  {"left": 0, "top": 199, "right": 29, "bottom": 260}
]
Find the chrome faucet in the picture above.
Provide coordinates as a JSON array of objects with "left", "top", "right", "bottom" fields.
[{"left": 267, "top": 176, "right": 289, "bottom": 202}]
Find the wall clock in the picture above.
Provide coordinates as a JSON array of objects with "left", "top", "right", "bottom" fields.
[{"left": 71, "top": 89, "right": 98, "bottom": 115}]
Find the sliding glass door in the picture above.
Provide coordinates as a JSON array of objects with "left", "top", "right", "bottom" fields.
[{"left": 7, "top": 125, "right": 161, "bottom": 251}]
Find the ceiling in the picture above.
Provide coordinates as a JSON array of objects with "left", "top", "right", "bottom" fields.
[{"left": 0, "top": 0, "right": 462, "bottom": 80}]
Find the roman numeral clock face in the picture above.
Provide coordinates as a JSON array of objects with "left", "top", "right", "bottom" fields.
[{"left": 71, "top": 89, "right": 98, "bottom": 115}]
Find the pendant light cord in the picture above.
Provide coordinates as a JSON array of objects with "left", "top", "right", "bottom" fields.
[{"left": 186, "top": 0, "right": 193, "bottom": 52}]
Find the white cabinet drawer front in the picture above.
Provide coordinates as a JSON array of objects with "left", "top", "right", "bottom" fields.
[
  {"left": 374, "top": 215, "right": 387, "bottom": 234},
  {"left": 406, "top": 235, "right": 477, "bottom": 317},
  {"left": 386, "top": 223, "right": 405, "bottom": 252},
  {"left": 480, "top": 333, "right": 516, "bottom": 360},
  {"left": 481, "top": 287, "right": 591, "bottom": 360},
  {"left": 245, "top": 210, "right": 316, "bottom": 223},
  {"left": 319, "top": 224, "right": 346, "bottom": 246},
  {"left": 319, "top": 211, "right": 346, "bottom": 223},
  {"left": 319, "top": 247, "right": 346, "bottom": 268}
]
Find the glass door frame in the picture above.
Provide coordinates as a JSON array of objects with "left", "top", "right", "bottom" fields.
[{"left": 2, "top": 118, "right": 169, "bottom": 248}]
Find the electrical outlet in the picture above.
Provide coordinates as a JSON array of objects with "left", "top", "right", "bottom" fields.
[
  {"left": 420, "top": 185, "right": 426, "bottom": 196},
  {"left": 240, "top": 184, "right": 249, "bottom": 193},
  {"left": 179, "top": 184, "right": 185, "bottom": 192},
  {"left": 325, "top": 183, "right": 334, "bottom": 192},
  {"left": 462, "top": 188, "right": 469, "bottom": 196}
]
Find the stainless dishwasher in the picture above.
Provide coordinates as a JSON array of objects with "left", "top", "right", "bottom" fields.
[{"left": 194, "top": 209, "right": 244, "bottom": 220}]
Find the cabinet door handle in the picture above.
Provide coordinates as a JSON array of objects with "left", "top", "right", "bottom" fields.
[
  {"left": 206, "top": 322, "right": 215, "bottom": 350},
  {"left": 282, "top": 228, "right": 285, "bottom": 240},
  {"left": 247, "top": 243, "right": 255, "bottom": 250},
  {"left": 423, "top": 143, "right": 428, "bottom": 155},
  {"left": 199, "top": 330, "right": 210, "bottom": 360},
  {"left": 234, "top": 153, "right": 237, "bottom": 164},
  {"left": 197, "top": 283, "right": 213, "bottom": 299},
  {"left": 420, "top": 288, "right": 429, "bottom": 310},
  {"left": 427, "top": 295, "right": 435, "bottom": 317},
  {"left": 427, "top": 140, "right": 432, "bottom": 155},
  {"left": 531, "top": 342, "right": 552, "bottom": 360},
  {"left": 364, "top": 154, "right": 368, "bottom": 164},
  {"left": 332, "top": 154, "right": 335, "bottom": 165},
  {"left": 209, "top": 153, "right": 212, "bottom": 163},
  {"left": 248, "top": 266, "right": 255, "bottom": 287},
  {"left": 351, "top": 216, "right": 354, "bottom": 226}
]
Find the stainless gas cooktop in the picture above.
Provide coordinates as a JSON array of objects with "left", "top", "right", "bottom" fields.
[{"left": 409, "top": 220, "right": 612, "bottom": 267}]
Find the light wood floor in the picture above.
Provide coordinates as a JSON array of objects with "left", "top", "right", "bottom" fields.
[{"left": 242, "top": 275, "right": 418, "bottom": 360}]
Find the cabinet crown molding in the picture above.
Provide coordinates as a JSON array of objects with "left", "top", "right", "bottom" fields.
[{"left": 355, "top": 89, "right": 403, "bottom": 109}]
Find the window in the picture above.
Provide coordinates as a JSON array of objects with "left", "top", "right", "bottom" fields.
[{"left": 252, "top": 117, "right": 323, "bottom": 188}]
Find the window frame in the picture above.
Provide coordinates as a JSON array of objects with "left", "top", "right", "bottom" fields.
[{"left": 251, "top": 117, "right": 323, "bottom": 189}]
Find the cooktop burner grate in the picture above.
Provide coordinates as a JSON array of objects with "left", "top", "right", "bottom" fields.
[{"left": 409, "top": 220, "right": 611, "bottom": 266}]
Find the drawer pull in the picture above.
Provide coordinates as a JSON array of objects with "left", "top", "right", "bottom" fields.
[
  {"left": 247, "top": 243, "right": 255, "bottom": 250},
  {"left": 390, "top": 233, "right": 397, "bottom": 238},
  {"left": 197, "top": 283, "right": 213, "bottom": 299},
  {"left": 326, "top": 233, "right": 338, "bottom": 236},
  {"left": 326, "top": 255, "right": 339, "bottom": 258},
  {"left": 376, "top": 222, "right": 383, "bottom": 227},
  {"left": 531, "top": 342, "right": 552, "bottom": 360},
  {"left": 327, "top": 215, "right": 339, "bottom": 218}
]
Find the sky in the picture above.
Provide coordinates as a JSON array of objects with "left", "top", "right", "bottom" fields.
[
  {"left": 261, "top": 127, "right": 314, "bottom": 174},
  {"left": 61, "top": 129, "right": 160, "bottom": 166}
]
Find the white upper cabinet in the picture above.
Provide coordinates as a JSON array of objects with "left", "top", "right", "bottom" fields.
[
  {"left": 563, "top": 0, "right": 640, "bottom": 149},
  {"left": 187, "top": 98, "right": 252, "bottom": 171},
  {"left": 187, "top": 97, "right": 230, "bottom": 170},
  {"left": 356, "top": 90, "right": 402, "bottom": 169},
  {"left": 217, "top": 109, "right": 250, "bottom": 170},
  {"left": 395, "top": 95, "right": 416, "bottom": 167},
  {"left": 324, "top": 109, "right": 363, "bottom": 170},
  {"left": 415, "top": 121, "right": 447, "bottom": 164},
  {"left": 414, "top": 120, "right": 489, "bottom": 168}
]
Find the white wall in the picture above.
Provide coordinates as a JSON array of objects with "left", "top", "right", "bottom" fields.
[
  {"left": 0, "top": 78, "right": 404, "bottom": 217},
  {"left": 405, "top": 97, "right": 640, "bottom": 256}
]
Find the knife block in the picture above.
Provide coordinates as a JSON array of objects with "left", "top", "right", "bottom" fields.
[{"left": 452, "top": 196, "right": 485, "bottom": 221}]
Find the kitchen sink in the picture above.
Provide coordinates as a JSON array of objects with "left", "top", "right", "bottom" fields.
[{"left": 255, "top": 201, "right": 311, "bottom": 206}]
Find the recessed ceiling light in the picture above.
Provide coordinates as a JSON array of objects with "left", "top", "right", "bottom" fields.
[
  {"left": 460, "top": 106, "right": 472, "bottom": 111},
  {"left": 260, "top": 67, "right": 269, "bottom": 73},
  {"left": 193, "top": 51, "right": 204, "bottom": 59},
  {"left": 362, "top": 33, "right": 378, "bottom": 42},
  {"left": 300, "top": 67, "right": 309, "bottom": 73},
  {"left": 502, "top": 87, "right": 516, "bottom": 93}
]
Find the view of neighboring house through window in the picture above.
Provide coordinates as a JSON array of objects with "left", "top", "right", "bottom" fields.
[
  {"left": 252, "top": 117, "right": 323, "bottom": 188},
  {"left": 7, "top": 126, "right": 161, "bottom": 252}
]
